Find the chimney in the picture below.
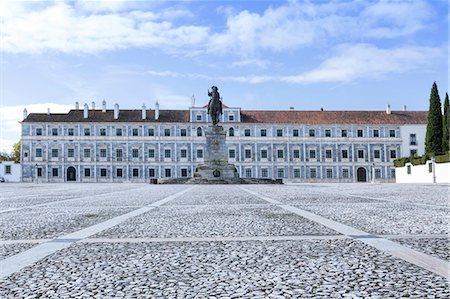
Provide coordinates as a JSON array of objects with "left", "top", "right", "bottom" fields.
[
  {"left": 91, "top": 101, "right": 95, "bottom": 110},
  {"left": 47, "top": 108, "right": 50, "bottom": 115},
  {"left": 191, "top": 94, "right": 196, "bottom": 107},
  {"left": 386, "top": 104, "right": 391, "bottom": 114},
  {"left": 155, "top": 101, "right": 160, "bottom": 120},
  {"left": 102, "top": 99, "right": 106, "bottom": 112},
  {"left": 403, "top": 105, "right": 407, "bottom": 111},
  {"left": 114, "top": 103, "right": 119, "bottom": 119},
  {"left": 23, "top": 108, "right": 28, "bottom": 120},
  {"left": 142, "top": 104, "right": 147, "bottom": 120},
  {"left": 83, "top": 103, "right": 88, "bottom": 118},
  {"left": 75, "top": 101, "right": 79, "bottom": 110}
]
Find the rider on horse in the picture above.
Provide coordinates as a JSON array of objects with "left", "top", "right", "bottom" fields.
[{"left": 208, "top": 86, "right": 223, "bottom": 126}]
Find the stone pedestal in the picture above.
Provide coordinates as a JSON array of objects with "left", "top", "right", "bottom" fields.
[{"left": 194, "top": 126, "right": 238, "bottom": 181}]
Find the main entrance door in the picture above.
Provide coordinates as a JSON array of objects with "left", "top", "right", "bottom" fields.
[
  {"left": 357, "top": 167, "right": 367, "bottom": 182},
  {"left": 67, "top": 167, "right": 76, "bottom": 181}
]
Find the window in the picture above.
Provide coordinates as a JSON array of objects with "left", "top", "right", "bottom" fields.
[
  {"left": 149, "top": 168, "right": 155, "bottom": 177},
  {"left": 390, "top": 149, "right": 397, "bottom": 159},
  {"left": 309, "top": 149, "right": 316, "bottom": 159},
  {"left": 261, "top": 168, "right": 268, "bottom": 178},
  {"left": 116, "top": 128, "right": 122, "bottom": 136},
  {"left": 148, "top": 128, "right": 154, "bottom": 136},
  {"left": 342, "top": 149, "right": 348, "bottom": 159},
  {"left": 132, "top": 128, "right": 139, "bottom": 136},
  {"left": 36, "top": 128, "right": 42, "bottom": 136},
  {"left": 389, "top": 130, "right": 396, "bottom": 137},
  {"left": 341, "top": 129, "right": 347, "bottom": 137},
  {"left": 197, "top": 149, "right": 203, "bottom": 159},
  {"left": 52, "top": 128, "right": 58, "bottom": 136},
  {"left": 132, "top": 149, "right": 139, "bottom": 158},
  {"left": 229, "top": 149, "right": 236, "bottom": 159},
  {"left": 261, "top": 149, "right": 268, "bottom": 159},
  {"left": 148, "top": 149, "right": 155, "bottom": 158},
  {"left": 100, "top": 128, "right": 106, "bottom": 136},
  {"left": 116, "top": 168, "right": 123, "bottom": 177},
  {"left": 293, "top": 149, "right": 300, "bottom": 159},
  {"left": 410, "top": 149, "right": 417, "bottom": 156},
  {"left": 164, "top": 149, "right": 171, "bottom": 158},
  {"left": 5, "top": 165, "right": 11, "bottom": 174},
  {"left": 325, "top": 129, "right": 331, "bottom": 137},
  {"left": 100, "top": 149, "right": 106, "bottom": 158},
  {"left": 132, "top": 168, "right": 139, "bottom": 177},
  {"left": 277, "top": 149, "right": 284, "bottom": 159},
  {"left": 116, "top": 149, "right": 123, "bottom": 161},
  {"left": 229, "top": 128, "right": 234, "bottom": 136},
  {"left": 181, "top": 168, "right": 188, "bottom": 177},
  {"left": 309, "top": 129, "right": 315, "bottom": 137},
  {"left": 310, "top": 168, "right": 317, "bottom": 178},
  {"left": 84, "top": 149, "right": 91, "bottom": 158},
  {"left": 277, "top": 168, "right": 284, "bottom": 178},
  {"left": 180, "top": 128, "right": 187, "bottom": 136},
  {"left": 51, "top": 149, "right": 58, "bottom": 158},
  {"left": 375, "top": 169, "right": 381, "bottom": 179},
  {"left": 52, "top": 168, "right": 58, "bottom": 177},
  {"left": 276, "top": 129, "right": 283, "bottom": 137},
  {"left": 164, "top": 129, "right": 170, "bottom": 136},
  {"left": 428, "top": 162, "right": 433, "bottom": 173},
  {"left": 293, "top": 129, "right": 299, "bottom": 137},
  {"left": 24, "top": 152, "right": 28, "bottom": 158},
  {"left": 35, "top": 148, "right": 42, "bottom": 158},
  {"left": 196, "top": 114, "right": 202, "bottom": 121},
  {"left": 407, "top": 165, "right": 411, "bottom": 174},
  {"left": 326, "top": 168, "right": 333, "bottom": 178},
  {"left": 391, "top": 169, "right": 396, "bottom": 178},
  {"left": 181, "top": 149, "right": 187, "bottom": 158},
  {"left": 68, "top": 128, "right": 74, "bottom": 136},
  {"left": 37, "top": 167, "right": 42, "bottom": 177},
  {"left": 373, "top": 129, "right": 379, "bottom": 137},
  {"left": 165, "top": 168, "right": 171, "bottom": 177},
  {"left": 374, "top": 150, "right": 380, "bottom": 159},
  {"left": 357, "top": 129, "right": 363, "bottom": 137},
  {"left": 84, "top": 128, "right": 90, "bottom": 136},
  {"left": 244, "top": 129, "right": 251, "bottom": 136},
  {"left": 325, "top": 149, "right": 332, "bottom": 159},
  {"left": 245, "top": 168, "right": 252, "bottom": 178},
  {"left": 294, "top": 168, "right": 300, "bottom": 178},
  {"left": 245, "top": 149, "right": 252, "bottom": 159},
  {"left": 343, "top": 168, "right": 349, "bottom": 178},
  {"left": 197, "top": 127, "right": 202, "bottom": 136},
  {"left": 100, "top": 168, "right": 107, "bottom": 177},
  {"left": 84, "top": 168, "right": 91, "bottom": 177},
  {"left": 260, "top": 129, "right": 267, "bottom": 137},
  {"left": 229, "top": 114, "right": 234, "bottom": 121},
  {"left": 410, "top": 134, "right": 417, "bottom": 145},
  {"left": 68, "top": 148, "right": 74, "bottom": 158},
  {"left": 358, "top": 150, "right": 364, "bottom": 159}
]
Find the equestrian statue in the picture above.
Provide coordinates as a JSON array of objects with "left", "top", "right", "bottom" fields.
[{"left": 207, "top": 86, "right": 223, "bottom": 126}]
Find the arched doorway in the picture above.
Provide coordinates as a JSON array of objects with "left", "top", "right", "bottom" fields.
[
  {"left": 67, "top": 166, "right": 76, "bottom": 181},
  {"left": 357, "top": 167, "right": 367, "bottom": 182}
]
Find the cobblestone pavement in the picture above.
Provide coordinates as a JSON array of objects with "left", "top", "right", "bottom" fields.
[{"left": 0, "top": 183, "right": 448, "bottom": 298}]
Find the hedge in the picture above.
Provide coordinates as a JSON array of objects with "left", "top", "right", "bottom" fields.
[{"left": 394, "top": 151, "right": 450, "bottom": 167}]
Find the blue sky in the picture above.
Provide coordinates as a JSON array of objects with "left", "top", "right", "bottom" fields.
[{"left": 0, "top": 0, "right": 448, "bottom": 152}]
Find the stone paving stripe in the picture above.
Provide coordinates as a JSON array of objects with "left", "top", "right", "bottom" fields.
[
  {"left": 0, "top": 186, "right": 195, "bottom": 279},
  {"left": 0, "top": 239, "right": 51, "bottom": 245},
  {"left": 48, "top": 238, "right": 83, "bottom": 243},
  {"left": 382, "top": 234, "right": 449, "bottom": 239},
  {"left": 239, "top": 187, "right": 450, "bottom": 278},
  {"left": 350, "top": 235, "right": 380, "bottom": 239},
  {"left": 343, "top": 193, "right": 448, "bottom": 208}
]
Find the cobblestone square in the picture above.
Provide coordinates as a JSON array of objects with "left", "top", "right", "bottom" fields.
[{"left": 0, "top": 183, "right": 448, "bottom": 298}]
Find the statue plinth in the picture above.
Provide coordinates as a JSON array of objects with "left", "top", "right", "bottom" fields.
[{"left": 194, "top": 126, "right": 238, "bottom": 181}]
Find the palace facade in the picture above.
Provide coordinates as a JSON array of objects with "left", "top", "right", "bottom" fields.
[{"left": 20, "top": 100, "right": 427, "bottom": 183}]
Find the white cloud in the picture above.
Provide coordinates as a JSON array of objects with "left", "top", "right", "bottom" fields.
[{"left": 0, "top": 103, "right": 72, "bottom": 152}]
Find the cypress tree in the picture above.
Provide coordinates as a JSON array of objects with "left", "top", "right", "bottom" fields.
[
  {"left": 443, "top": 93, "right": 449, "bottom": 152},
  {"left": 425, "top": 82, "right": 443, "bottom": 154}
]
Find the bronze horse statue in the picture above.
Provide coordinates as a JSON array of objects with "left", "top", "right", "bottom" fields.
[{"left": 207, "top": 86, "right": 223, "bottom": 126}]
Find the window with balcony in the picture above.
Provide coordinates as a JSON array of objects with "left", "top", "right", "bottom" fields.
[{"left": 68, "top": 148, "right": 74, "bottom": 158}]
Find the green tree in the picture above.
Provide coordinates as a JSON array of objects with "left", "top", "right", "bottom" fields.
[
  {"left": 425, "top": 82, "right": 443, "bottom": 154},
  {"left": 12, "top": 141, "right": 21, "bottom": 163},
  {"left": 0, "top": 152, "right": 11, "bottom": 161},
  {"left": 443, "top": 93, "right": 450, "bottom": 152}
]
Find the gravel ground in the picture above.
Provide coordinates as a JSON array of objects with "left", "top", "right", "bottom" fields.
[
  {"left": 1, "top": 239, "right": 448, "bottom": 298},
  {"left": 394, "top": 238, "right": 450, "bottom": 262},
  {"left": 0, "top": 206, "right": 135, "bottom": 240},
  {"left": 94, "top": 205, "right": 338, "bottom": 238},
  {"left": 295, "top": 202, "right": 449, "bottom": 235},
  {"left": 0, "top": 243, "right": 37, "bottom": 260}
]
